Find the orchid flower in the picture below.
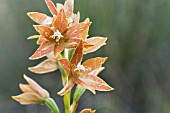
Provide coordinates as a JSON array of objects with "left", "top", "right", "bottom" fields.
[
  {"left": 12, "top": 75, "right": 49, "bottom": 104},
  {"left": 29, "top": 9, "right": 91, "bottom": 60},
  {"left": 58, "top": 40, "right": 113, "bottom": 96}
]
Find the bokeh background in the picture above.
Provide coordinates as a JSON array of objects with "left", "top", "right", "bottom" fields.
[{"left": 1, "top": 0, "right": 170, "bottom": 113}]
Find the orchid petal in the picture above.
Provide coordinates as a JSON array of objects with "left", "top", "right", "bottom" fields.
[
  {"left": 36, "top": 37, "right": 48, "bottom": 45},
  {"left": 27, "top": 12, "right": 52, "bottom": 25},
  {"left": 64, "top": 22, "right": 91, "bottom": 39},
  {"left": 73, "top": 78, "right": 96, "bottom": 94},
  {"left": 29, "top": 41, "right": 55, "bottom": 60},
  {"left": 64, "top": 0, "right": 74, "bottom": 17},
  {"left": 23, "top": 75, "right": 50, "bottom": 98},
  {"left": 57, "top": 79, "right": 74, "bottom": 96},
  {"left": 28, "top": 59, "right": 58, "bottom": 74},
  {"left": 73, "top": 11, "right": 80, "bottom": 24},
  {"left": 33, "top": 25, "right": 54, "bottom": 41},
  {"left": 64, "top": 38, "right": 93, "bottom": 48},
  {"left": 80, "top": 74, "right": 113, "bottom": 91},
  {"left": 79, "top": 18, "right": 90, "bottom": 39},
  {"left": 12, "top": 92, "right": 42, "bottom": 105},
  {"left": 89, "top": 67, "right": 105, "bottom": 76},
  {"left": 19, "top": 84, "right": 34, "bottom": 93},
  {"left": 59, "top": 59, "right": 71, "bottom": 74},
  {"left": 83, "top": 37, "right": 107, "bottom": 54},
  {"left": 64, "top": 38, "right": 79, "bottom": 48},
  {"left": 83, "top": 57, "right": 107, "bottom": 74},
  {"left": 45, "top": 0, "right": 57, "bottom": 15},
  {"left": 46, "top": 52, "right": 55, "bottom": 59},
  {"left": 54, "top": 43, "right": 64, "bottom": 57},
  {"left": 71, "top": 40, "right": 83, "bottom": 66},
  {"left": 54, "top": 9, "right": 68, "bottom": 33}
]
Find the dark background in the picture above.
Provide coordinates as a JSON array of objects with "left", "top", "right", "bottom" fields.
[{"left": 0, "top": 0, "right": 170, "bottom": 113}]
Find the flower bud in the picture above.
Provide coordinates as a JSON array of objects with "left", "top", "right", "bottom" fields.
[{"left": 12, "top": 75, "right": 49, "bottom": 105}]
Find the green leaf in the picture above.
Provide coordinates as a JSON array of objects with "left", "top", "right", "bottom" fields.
[{"left": 71, "top": 85, "right": 86, "bottom": 113}]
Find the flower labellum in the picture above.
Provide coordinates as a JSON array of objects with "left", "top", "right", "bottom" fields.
[{"left": 74, "top": 62, "right": 87, "bottom": 72}]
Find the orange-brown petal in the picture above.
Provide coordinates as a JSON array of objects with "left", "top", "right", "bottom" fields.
[
  {"left": 37, "top": 37, "right": 48, "bottom": 45},
  {"left": 83, "top": 37, "right": 107, "bottom": 54},
  {"left": 33, "top": 25, "right": 54, "bottom": 41},
  {"left": 46, "top": 52, "right": 55, "bottom": 59},
  {"left": 45, "top": 0, "right": 57, "bottom": 15},
  {"left": 54, "top": 9, "right": 68, "bottom": 33},
  {"left": 64, "top": 38, "right": 93, "bottom": 48},
  {"left": 57, "top": 79, "right": 74, "bottom": 96},
  {"left": 73, "top": 11, "right": 80, "bottom": 24},
  {"left": 19, "top": 84, "right": 34, "bottom": 93},
  {"left": 83, "top": 57, "right": 107, "bottom": 74},
  {"left": 64, "top": 38, "right": 79, "bottom": 48},
  {"left": 59, "top": 59, "right": 71, "bottom": 74},
  {"left": 73, "top": 78, "right": 96, "bottom": 94},
  {"left": 70, "top": 40, "right": 83, "bottom": 66},
  {"left": 27, "top": 12, "right": 52, "bottom": 25},
  {"left": 28, "top": 59, "right": 58, "bottom": 74},
  {"left": 23, "top": 75, "right": 50, "bottom": 99},
  {"left": 64, "top": 0, "right": 74, "bottom": 17},
  {"left": 54, "top": 43, "right": 64, "bottom": 58},
  {"left": 79, "top": 18, "right": 90, "bottom": 39},
  {"left": 12, "top": 92, "right": 43, "bottom": 105},
  {"left": 80, "top": 74, "right": 113, "bottom": 91},
  {"left": 89, "top": 67, "right": 105, "bottom": 76},
  {"left": 29, "top": 41, "right": 55, "bottom": 60},
  {"left": 64, "top": 22, "right": 91, "bottom": 39}
]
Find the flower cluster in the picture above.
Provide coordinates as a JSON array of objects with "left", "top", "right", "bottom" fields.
[{"left": 12, "top": 0, "right": 113, "bottom": 113}]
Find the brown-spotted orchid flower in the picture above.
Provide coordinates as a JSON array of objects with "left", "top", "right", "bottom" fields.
[
  {"left": 12, "top": 75, "right": 49, "bottom": 104},
  {"left": 80, "top": 108, "right": 96, "bottom": 113},
  {"left": 57, "top": 40, "right": 113, "bottom": 96},
  {"left": 29, "top": 8, "right": 91, "bottom": 60}
]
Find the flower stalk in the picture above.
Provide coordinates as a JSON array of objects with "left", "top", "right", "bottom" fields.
[
  {"left": 63, "top": 49, "right": 71, "bottom": 113},
  {"left": 58, "top": 50, "right": 71, "bottom": 113},
  {"left": 63, "top": 91, "right": 71, "bottom": 113}
]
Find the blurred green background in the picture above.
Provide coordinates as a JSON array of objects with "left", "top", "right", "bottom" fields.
[{"left": 1, "top": 0, "right": 170, "bottom": 113}]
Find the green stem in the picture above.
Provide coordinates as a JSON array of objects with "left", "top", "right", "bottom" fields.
[
  {"left": 58, "top": 60, "right": 71, "bottom": 113},
  {"left": 45, "top": 98, "right": 60, "bottom": 113},
  {"left": 64, "top": 90, "right": 71, "bottom": 113}
]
